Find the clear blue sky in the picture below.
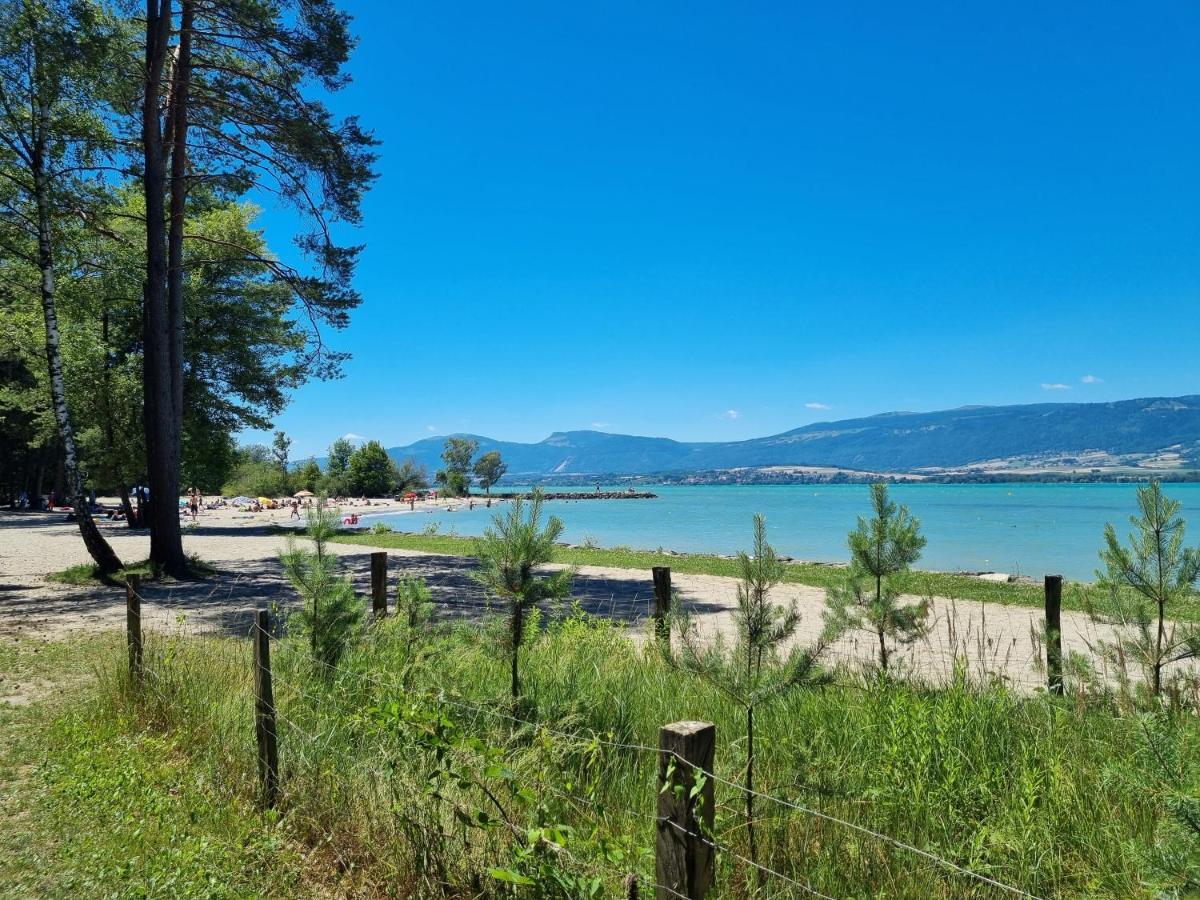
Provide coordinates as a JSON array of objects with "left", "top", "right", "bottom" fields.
[{"left": 246, "top": 1, "right": 1200, "bottom": 458}]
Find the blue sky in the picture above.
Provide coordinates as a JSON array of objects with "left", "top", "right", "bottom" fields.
[{"left": 247, "top": 1, "right": 1200, "bottom": 457}]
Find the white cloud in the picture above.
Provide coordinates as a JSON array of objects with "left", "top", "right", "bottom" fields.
[
  {"left": 425, "top": 425, "right": 437, "bottom": 433},
  {"left": 805, "top": 402, "right": 831, "bottom": 410},
  {"left": 1041, "top": 383, "right": 1072, "bottom": 391},
  {"left": 1080, "top": 374, "right": 1103, "bottom": 384},
  {"left": 721, "top": 409, "right": 740, "bottom": 419},
  {"left": 590, "top": 422, "right": 611, "bottom": 429},
  {"left": 341, "top": 432, "right": 368, "bottom": 443}
]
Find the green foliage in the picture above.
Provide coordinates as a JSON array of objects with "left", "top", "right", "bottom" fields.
[
  {"left": 826, "top": 482, "right": 931, "bottom": 671},
  {"left": 293, "top": 458, "right": 323, "bottom": 493},
  {"left": 280, "top": 503, "right": 362, "bottom": 671},
  {"left": 221, "top": 454, "right": 292, "bottom": 498},
  {"left": 473, "top": 450, "right": 507, "bottom": 495},
  {"left": 1094, "top": 481, "right": 1200, "bottom": 697},
  {"left": 345, "top": 439, "right": 394, "bottom": 496},
  {"left": 271, "top": 431, "right": 292, "bottom": 472},
  {"left": 437, "top": 437, "right": 478, "bottom": 496},
  {"left": 396, "top": 576, "right": 435, "bottom": 630},
  {"left": 181, "top": 428, "right": 238, "bottom": 494},
  {"left": 0, "top": 630, "right": 302, "bottom": 896},
  {"left": 35, "top": 611, "right": 1198, "bottom": 897},
  {"left": 441, "top": 437, "right": 479, "bottom": 474},
  {"left": 667, "top": 514, "right": 826, "bottom": 864},
  {"left": 1125, "top": 712, "right": 1200, "bottom": 893},
  {"left": 393, "top": 457, "right": 428, "bottom": 494},
  {"left": 324, "top": 437, "right": 354, "bottom": 495},
  {"left": 436, "top": 469, "right": 468, "bottom": 497},
  {"left": 1, "top": 704, "right": 301, "bottom": 896},
  {"left": 473, "top": 489, "right": 574, "bottom": 701}
]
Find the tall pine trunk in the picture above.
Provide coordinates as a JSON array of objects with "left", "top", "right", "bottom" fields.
[
  {"left": 141, "top": 0, "right": 187, "bottom": 575},
  {"left": 30, "top": 37, "right": 122, "bottom": 576}
]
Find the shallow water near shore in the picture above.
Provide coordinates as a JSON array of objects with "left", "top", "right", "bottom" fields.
[{"left": 363, "top": 482, "right": 1200, "bottom": 581}]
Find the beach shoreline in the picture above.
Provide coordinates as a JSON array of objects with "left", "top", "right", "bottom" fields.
[{"left": 0, "top": 506, "right": 1148, "bottom": 697}]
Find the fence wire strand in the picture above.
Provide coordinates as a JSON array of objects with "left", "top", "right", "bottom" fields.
[
  {"left": 125, "top": 608, "right": 1043, "bottom": 899},
  {"left": 259, "top": 627, "right": 1039, "bottom": 899}
]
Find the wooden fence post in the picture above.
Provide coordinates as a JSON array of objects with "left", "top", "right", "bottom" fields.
[
  {"left": 371, "top": 551, "right": 388, "bottom": 618},
  {"left": 1044, "top": 575, "right": 1064, "bottom": 696},
  {"left": 657, "top": 720, "right": 715, "bottom": 900},
  {"left": 125, "top": 574, "right": 142, "bottom": 684},
  {"left": 252, "top": 609, "right": 279, "bottom": 808},
  {"left": 652, "top": 566, "right": 672, "bottom": 643}
]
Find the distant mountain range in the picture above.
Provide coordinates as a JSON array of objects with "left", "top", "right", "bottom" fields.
[{"left": 311, "top": 396, "right": 1200, "bottom": 480}]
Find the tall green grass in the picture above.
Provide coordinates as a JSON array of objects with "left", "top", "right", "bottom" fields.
[{"left": 76, "top": 611, "right": 1198, "bottom": 897}]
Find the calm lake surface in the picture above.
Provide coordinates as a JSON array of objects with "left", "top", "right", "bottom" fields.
[{"left": 364, "top": 483, "right": 1200, "bottom": 581}]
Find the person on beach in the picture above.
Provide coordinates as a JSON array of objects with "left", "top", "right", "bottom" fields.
[
  {"left": 290, "top": 499, "right": 300, "bottom": 520},
  {"left": 187, "top": 488, "right": 199, "bottom": 522}
]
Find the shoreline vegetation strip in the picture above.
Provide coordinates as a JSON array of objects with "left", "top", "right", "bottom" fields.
[{"left": 328, "top": 529, "right": 1102, "bottom": 614}]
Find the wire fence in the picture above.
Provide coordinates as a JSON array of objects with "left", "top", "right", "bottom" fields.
[{"left": 120, "top": 574, "right": 1051, "bottom": 900}]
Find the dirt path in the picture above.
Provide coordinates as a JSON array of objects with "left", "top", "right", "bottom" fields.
[{"left": 0, "top": 510, "right": 1132, "bottom": 694}]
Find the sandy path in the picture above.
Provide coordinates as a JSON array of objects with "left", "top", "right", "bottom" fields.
[{"left": 0, "top": 509, "right": 1131, "bottom": 694}]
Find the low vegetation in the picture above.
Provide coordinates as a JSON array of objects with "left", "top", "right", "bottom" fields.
[
  {"left": 6, "top": 614, "right": 1200, "bottom": 897},
  {"left": 45, "top": 556, "right": 214, "bottom": 587}
]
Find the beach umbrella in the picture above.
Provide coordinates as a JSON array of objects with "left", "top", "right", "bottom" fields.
[{"left": 294, "top": 490, "right": 315, "bottom": 498}]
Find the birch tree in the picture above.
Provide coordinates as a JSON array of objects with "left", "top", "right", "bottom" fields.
[{"left": 0, "top": 0, "right": 123, "bottom": 573}]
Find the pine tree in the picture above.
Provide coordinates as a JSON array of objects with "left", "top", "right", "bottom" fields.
[
  {"left": 136, "top": 0, "right": 377, "bottom": 574},
  {"left": 667, "top": 514, "right": 827, "bottom": 870},
  {"left": 1095, "top": 481, "right": 1200, "bottom": 698},
  {"left": 280, "top": 501, "right": 361, "bottom": 672},
  {"left": 825, "top": 483, "right": 929, "bottom": 672},
  {"left": 472, "top": 489, "right": 573, "bottom": 704}
]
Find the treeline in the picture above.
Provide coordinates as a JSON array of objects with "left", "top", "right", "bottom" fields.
[
  {"left": 220, "top": 434, "right": 511, "bottom": 499},
  {"left": 0, "top": 0, "right": 375, "bottom": 575},
  {"left": 224, "top": 435, "right": 427, "bottom": 499}
]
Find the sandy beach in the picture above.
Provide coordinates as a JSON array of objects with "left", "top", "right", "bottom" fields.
[{"left": 0, "top": 505, "right": 1140, "bottom": 699}]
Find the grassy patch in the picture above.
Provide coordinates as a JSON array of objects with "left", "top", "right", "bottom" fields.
[
  {"left": 329, "top": 529, "right": 1192, "bottom": 619},
  {"left": 0, "top": 634, "right": 307, "bottom": 898},
  {"left": 45, "top": 555, "right": 218, "bottom": 587},
  {"left": 24, "top": 614, "right": 1192, "bottom": 897}
]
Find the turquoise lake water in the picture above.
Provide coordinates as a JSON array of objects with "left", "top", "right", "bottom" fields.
[{"left": 364, "top": 483, "right": 1200, "bottom": 581}]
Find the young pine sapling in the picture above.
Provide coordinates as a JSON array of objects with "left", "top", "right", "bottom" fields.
[
  {"left": 473, "top": 490, "right": 574, "bottom": 704},
  {"left": 1094, "top": 481, "right": 1200, "bottom": 698},
  {"left": 280, "top": 502, "right": 362, "bottom": 673},
  {"left": 666, "top": 514, "right": 827, "bottom": 871},
  {"left": 825, "top": 482, "right": 929, "bottom": 672}
]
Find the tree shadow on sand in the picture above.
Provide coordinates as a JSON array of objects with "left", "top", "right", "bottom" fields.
[{"left": 3, "top": 550, "right": 732, "bottom": 640}]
